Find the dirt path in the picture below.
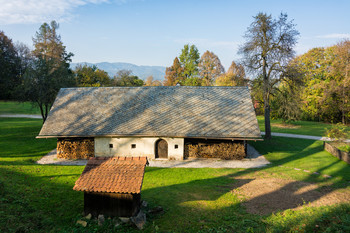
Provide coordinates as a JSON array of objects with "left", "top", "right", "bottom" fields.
[{"left": 231, "top": 177, "right": 350, "bottom": 215}]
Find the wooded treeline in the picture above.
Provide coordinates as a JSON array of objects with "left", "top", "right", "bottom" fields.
[
  {"left": 253, "top": 39, "right": 350, "bottom": 125},
  {"left": 163, "top": 13, "right": 350, "bottom": 127},
  {"left": 1, "top": 14, "right": 349, "bottom": 128}
]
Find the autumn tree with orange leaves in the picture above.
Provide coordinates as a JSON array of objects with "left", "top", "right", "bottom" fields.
[{"left": 198, "top": 50, "right": 225, "bottom": 86}]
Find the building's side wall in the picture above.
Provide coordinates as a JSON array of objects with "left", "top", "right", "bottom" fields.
[{"left": 94, "top": 137, "right": 184, "bottom": 160}]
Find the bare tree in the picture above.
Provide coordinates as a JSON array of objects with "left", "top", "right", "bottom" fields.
[{"left": 239, "top": 12, "right": 299, "bottom": 139}]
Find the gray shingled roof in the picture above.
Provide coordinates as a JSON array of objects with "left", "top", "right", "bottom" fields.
[{"left": 38, "top": 86, "right": 261, "bottom": 139}]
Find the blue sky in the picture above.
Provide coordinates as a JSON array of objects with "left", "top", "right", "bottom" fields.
[{"left": 1, "top": 0, "right": 350, "bottom": 70}]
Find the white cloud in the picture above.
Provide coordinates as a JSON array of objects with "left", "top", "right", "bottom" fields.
[
  {"left": 0, "top": 0, "right": 109, "bottom": 24},
  {"left": 316, "top": 33, "right": 350, "bottom": 39}
]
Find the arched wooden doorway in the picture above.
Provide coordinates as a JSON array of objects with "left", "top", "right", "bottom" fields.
[{"left": 155, "top": 139, "right": 168, "bottom": 159}]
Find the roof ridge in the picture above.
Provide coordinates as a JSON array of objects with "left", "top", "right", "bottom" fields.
[{"left": 61, "top": 86, "right": 249, "bottom": 90}]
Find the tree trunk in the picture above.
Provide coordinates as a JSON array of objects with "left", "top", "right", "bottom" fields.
[
  {"left": 44, "top": 104, "right": 48, "bottom": 123},
  {"left": 38, "top": 102, "right": 46, "bottom": 123},
  {"left": 262, "top": 57, "right": 272, "bottom": 139},
  {"left": 264, "top": 94, "right": 271, "bottom": 140}
]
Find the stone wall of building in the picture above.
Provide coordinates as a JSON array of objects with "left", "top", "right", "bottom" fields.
[{"left": 94, "top": 137, "right": 184, "bottom": 160}]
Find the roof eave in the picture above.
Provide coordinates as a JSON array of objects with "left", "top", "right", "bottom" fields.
[{"left": 37, "top": 134, "right": 263, "bottom": 141}]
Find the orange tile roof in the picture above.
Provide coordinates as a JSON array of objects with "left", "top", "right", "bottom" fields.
[{"left": 73, "top": 156, "right": 147, "bottom": 194}]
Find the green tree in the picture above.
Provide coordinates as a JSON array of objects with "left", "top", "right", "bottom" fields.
[
  {"left": 291, "top": 44, "right": 350, "bottom": 123},
  {"left": 23, "top": 21, "right": 74, "bottom": 122},
  {"left": 215, "top": 61, "right": 248, "bottom": 86},
  {"left": 239, "top": 12, "right": 299, "bottom": 139},
  {"left": 250, "top": 75, "right": 264, "bottom": 115},
  {"left": 164, "top": 57, "right": 184, "bottom": 86},
  {"left": 291, "top": 47, "right": 328, "bottom": 121},
  {"left": 74, "top": 64, "right": 111, "bottom": 87},
  {"left": 332, "top": 40, "right": 350, "bottom": 124},
  {"left": 271, "top": 82, "right": 302, "bottom": 123},
  {"left": 179, "top": 44, "right": 200, "bottom": 80},
  {"left": 0, "top": 31, "right": 21, "bottom": 99},
  {"left": 275, "top": 62, "right": 304, "bottom": 122},
  {"left": 15, "top": 42, "right": 32, "bottom": 79},
  {"left": 198, "top": 50, "right": 225, "bottom": 86},
  {"left": 113, "top": 69, "right": 144, "bottom": 86},
  {"left": 183, "top": 77, "right": 202, "bottom": 86}
]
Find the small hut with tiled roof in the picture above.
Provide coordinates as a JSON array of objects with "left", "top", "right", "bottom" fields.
[{"left": 73, "top": 156, "right": 147, "bottom": 217}]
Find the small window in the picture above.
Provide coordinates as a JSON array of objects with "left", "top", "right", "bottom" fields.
[
  {"left": 131, "top": 144, "right": 136, "bottom": 149},
  {"left": 174, "top": 144, "right": 178, "bottom": 149},
  {"left": 109, "top": 144, "right": 113, "bottom": 148}
]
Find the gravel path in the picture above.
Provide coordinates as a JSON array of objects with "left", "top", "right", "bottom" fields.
[
  {"left": 0, "top": 114, "right": 42, "bottom": 119},
  {"left": 36, "top": 149, "right": 87, "bottom": 166},
  {"left": 36, "top": 144, "right": 270, "bottom": 168},
  {"left": 262, "top": 132, "right": 350, "bottom": 142}
]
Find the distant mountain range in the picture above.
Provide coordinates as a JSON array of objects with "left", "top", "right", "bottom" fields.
[{"left": 71, "top": 62, "right": 166, "bottom": 81}]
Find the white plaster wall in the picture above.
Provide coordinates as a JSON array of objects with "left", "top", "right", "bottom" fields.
[{"left": 94, "top": 137, "right": 184, "bottom": 160}]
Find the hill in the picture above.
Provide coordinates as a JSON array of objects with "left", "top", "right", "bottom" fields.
[{"left": 71, "top": 62, "right": 166, "bottom": 81}]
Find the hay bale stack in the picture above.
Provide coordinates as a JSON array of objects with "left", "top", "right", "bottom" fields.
[{"left": 57, "top": 138, "right": 94, "bottom": 159}]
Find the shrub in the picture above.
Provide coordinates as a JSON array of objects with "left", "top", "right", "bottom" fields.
[
  {"left": 325, "top": 123, "right": 349, "bottom": 141},
  {"left": 339, "top": 144, "right": 350, "bottom": 152}
]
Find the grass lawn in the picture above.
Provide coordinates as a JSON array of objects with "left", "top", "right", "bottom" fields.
[
  {"left": 257, "top": 115, "right": 350, "bottom": 137},
  {"left": 0, "top": 117, "right": 350, "bottom": 232},
  {"left": 0, "top": 101, "right": 41, "bottom": 115}
]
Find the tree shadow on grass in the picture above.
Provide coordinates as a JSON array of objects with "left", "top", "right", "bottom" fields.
[
  {"left": 141, "top": 167, "right": 350, "bottom": 232},
  {"left": 250, "top": 137, "right": 350, "bottom": 185},
  {"left": 0, "top": 166, "right": 83, "bottom": 232},
  {"left": 140, "top": 137, "right": 350, "bottom": 231}
]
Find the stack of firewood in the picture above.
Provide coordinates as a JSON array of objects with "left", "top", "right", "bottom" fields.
[
  {"left": 57, "top": 138, "right": 94, "bottom": 159},
  {"left": 185, "top": 142, "right": 245, "bottom": 160}
]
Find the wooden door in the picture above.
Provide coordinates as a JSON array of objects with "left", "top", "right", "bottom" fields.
[{"left": 156, "top": 139, "right": 168, "bottom": 159}]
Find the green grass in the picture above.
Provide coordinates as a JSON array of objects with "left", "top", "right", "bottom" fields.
[
  {"left": 250, "top": 137, "right": 350, "bottom": 187},
  {"left": 257, "top": 115, "right": 350, "bottom": 137},
  {"left": 0, "top": 101, "right": 41, "bottom": 115},
  {"left": 0, "top": 117, "right": 350, "bottom": 232}
]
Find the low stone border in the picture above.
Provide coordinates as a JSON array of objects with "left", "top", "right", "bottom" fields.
[{"left": 324, "top": 142, "right": 350, "bottom": 164}]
